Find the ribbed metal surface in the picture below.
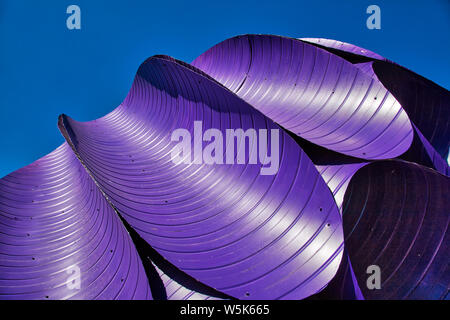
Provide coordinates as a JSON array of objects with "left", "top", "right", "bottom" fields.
[
  {"left": 192, "top": 35, "right": 414, "bottom": 160},
  {"left": 300, "top": 37, "right": 449, "bottom": 166},
  {"left": 0, "top": 144, "right": 152, "bottom": 300},
  {"left": 1, "top": 34, "right": 447, "bottom": 300},
  {"left": 58, "top": 55, "right": 344, "bottom": 300},
  {"left": 342, "top": 160, "right": 449, "bottom": 299},
  {"left": 315, "top": 163, "right": 368, "bottom": 212}
]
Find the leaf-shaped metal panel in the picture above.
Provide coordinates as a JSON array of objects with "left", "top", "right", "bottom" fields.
[
  {"left": 192, "top": 34, "right": 414, "bottom": 160},
  {"left": 58, "top": 55, "right": 344, "bottom": 300}
]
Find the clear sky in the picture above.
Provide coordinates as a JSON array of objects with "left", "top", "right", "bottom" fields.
[{"left": 0, "top": 0, "right": 449, "bottom": 177}]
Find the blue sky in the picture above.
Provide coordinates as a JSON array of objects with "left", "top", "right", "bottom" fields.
[{"left": 0, "top": 0, "right": 449, "bottom": 177}]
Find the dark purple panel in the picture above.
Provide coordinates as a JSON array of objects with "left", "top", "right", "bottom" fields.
[
  {"left": 0, "top": 144, "right": 152, "bottom": 300},
  {"left": 192, "top": 35, "right": 413, "bottom": 160},
  {"left": 58, "top": 55, "right": 344, "bottom": 300},
  {"left": 398, "top": 125, "right": 449, "bottom": 176},
  {"left": 372, "top": 61, "right": 450, "bottom": 160},
  {"left": 413, "top": 126, "right": 449, "bottom": 176},
  {"left": 342, "top": 160, "right": 449, "bottom": 299}
]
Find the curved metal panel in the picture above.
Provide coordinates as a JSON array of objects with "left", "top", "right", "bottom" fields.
[
  {"left": 0, "top": 34, "right": 446, "bottom": 301},
  {"left": 0, "top": 144, "right": 152, "bottom": 300},
  {"left": 299, "top": 37, "right": 449, "bottom": 165},
  {"left": 300, "top": 38, "right": 385, "bottom": 61},
  {"left": 316, "top": 163, "right": 368, "bottom": 212},
  {"left": 192, "top": 34, "right": 414, "bottom": 160},
  {"left": 372, "top": 61, "right": 450, "bottom": 160},
  {"left": 58, "top": 55, "right": 344, "bottom": 300},
  {"left": 308, "top": 250, "right": 364, "bottom": 300},
  {"left": 342, "top": 160, "right": 449, "bottom": 299}
]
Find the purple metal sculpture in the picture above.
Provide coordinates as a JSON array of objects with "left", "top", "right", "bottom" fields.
[
  {"left": 192, "top": 35, "right": 414, "bottom": 160},
  {"left": 0, "top": 144, "right": 151, "bottom": 299},
  {"left": 300, "top": 37, "right": 449, "bottom": 175},
  {"left": 0, "top": 34, "right": 448, "bottom": 300},
  {"left": 58, "top": 55, "right": 344, "bottom": 300}
]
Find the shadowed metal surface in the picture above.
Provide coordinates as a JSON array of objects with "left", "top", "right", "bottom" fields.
[
  {"left": 0, "top": 144, "right": 152, "bottom": 300},
  {"left": 192, "top": 34, "right": 414, "bottom": 160},
  {"left": 58, "top": 55, "right": 344, "bottom": 300},
  {"left": 373, "top": 61, "right": 449, "bottom": 161},
  {"left": 342, "top": 160, "right": 449, "bottom": 300}
]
